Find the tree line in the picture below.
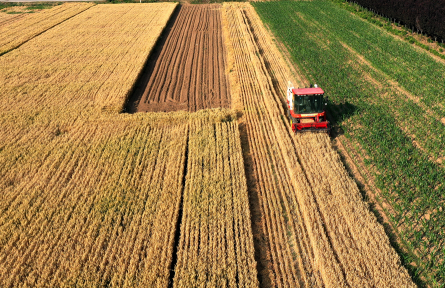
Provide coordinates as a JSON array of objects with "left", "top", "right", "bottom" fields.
[{"left": 350, "top": 0, "right": 445, "bottom": 42}]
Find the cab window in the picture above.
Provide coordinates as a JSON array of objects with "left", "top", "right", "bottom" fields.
[{"left": 293, "top": 95, "right": 323, "bottom": 114}]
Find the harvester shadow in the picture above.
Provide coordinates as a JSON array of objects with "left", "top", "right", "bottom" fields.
[
  {"left": 325, "top": 101, "right": 357, "bottom": 138},
  {"left": 122, "top": 5, "right": 182, "bottom": 113}
]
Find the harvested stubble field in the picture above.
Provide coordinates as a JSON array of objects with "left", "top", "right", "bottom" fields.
[
  {"left": 222, "top": 2, "right": 414, "bottom": 287},
  {"left": 0, "top": 3, "right": 94, "bottom": 55},
  {"left": 129, "top": 4, "right": 230, "bottom": 113}
]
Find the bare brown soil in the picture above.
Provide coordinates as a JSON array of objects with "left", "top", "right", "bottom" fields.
[{"left": 129, "top": 4, "right": 230, "bottom": 113}]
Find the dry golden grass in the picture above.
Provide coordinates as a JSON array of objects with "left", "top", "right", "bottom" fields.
[
  {"left": 0, "top": 3, "right": 94, "bottom": 55},
  {"left": 0, "top": 3, "right": 177, "bottom": 117},
  {"left": 223, "top": 2, "right": 415, "bottom": 287},
  {"left": 0, "top": 114, "right": 187, "bottom": 287},
  {"left": 0, "top": 108, "right": 240, "bottom": 287},
  {"left": 0, "top": 0, "right": 416, "bottom": 286},
  {"left": 0, "top": 3, "right": 259, "bottom": 285},
  {"left": 0, "top": 12, "right": 25, "bottom": 27},
  {"left": 173, "top": 119, "right": 258, "bottom": 288},
  {"left": 0, "top": 3, "right": 190, "bottom": 286}
]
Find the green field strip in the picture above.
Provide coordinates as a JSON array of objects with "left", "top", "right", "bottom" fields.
[
  {"left": 288, "top": 1, "right": 445, "bottom": 116},
  {"left": 253, "top": 0, "right": 445, "bottom": 285}
]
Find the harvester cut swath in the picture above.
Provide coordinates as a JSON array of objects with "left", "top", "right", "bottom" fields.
[{"left": 222, "top": 2, "right": 415, "bottom": 287}]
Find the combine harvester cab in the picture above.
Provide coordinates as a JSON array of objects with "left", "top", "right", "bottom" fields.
[{"left": 286, "top": 81, "right": 330, "bottom": 133}]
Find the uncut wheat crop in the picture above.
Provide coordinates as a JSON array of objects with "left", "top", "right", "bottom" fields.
[
  {"left": 0, "top": 3, "right": 177, "bottom": 117},
  {"left": 0, "top": 3, "right": 94, "bottom": 55},
  {"left": 0, "top": 114, "right": 188, "bottom": 287},
  {"left": 173, "top": 119, "right": 258, "bottom": 288}
]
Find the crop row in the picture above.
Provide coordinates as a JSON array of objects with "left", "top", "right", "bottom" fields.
[
  {"left": 224, "top": 2, "right": 414, "bottom": 287},
  {"left": 0, "top": 3, "right": 177, "bottom": 118},
  {"left": 223, "top": 3, "right": 307, "bottom": 285},
  {"left": 173, "top": 119, "right": 258, "bottom": 287},
  {"left": 290, "top": 131, "right": 415, "bottom": 287},
  {"left": 252, "top": 0, "right": 445, "bottom": 284},
  {"left": 0, "top": 108, "right": 247, "bottom": 287},
  {"left": 0, "top": 116, "right": 188, "bottom": 287},
  {"left": 0, "top": 3, "right": 93, "bottom": 55}
]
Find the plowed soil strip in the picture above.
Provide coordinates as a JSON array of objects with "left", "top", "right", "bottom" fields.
[{"left": 128, "top": 4, "right": 230, "bottom": 113}]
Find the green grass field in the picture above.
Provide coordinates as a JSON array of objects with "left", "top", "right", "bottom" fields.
[{"left": 253, "top": 0, "right": 445, "bottom": 286}]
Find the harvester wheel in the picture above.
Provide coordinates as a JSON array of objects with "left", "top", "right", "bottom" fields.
[{"left": 287, "top": 110, "right": 293, "bottom": 126}]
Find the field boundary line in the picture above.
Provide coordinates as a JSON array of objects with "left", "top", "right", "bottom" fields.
[
  {"left": 0, "top": 3, "right": 95, "bottom": 57},
  {"left": 331, "top": 132, "right": 425, "bottom": 285}
]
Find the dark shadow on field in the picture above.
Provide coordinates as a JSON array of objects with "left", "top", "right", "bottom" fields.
[
  {"left": 325, "top": 101, "right": 357, "bottom": 138},
  {"left": 168, "top": 134, "right": 188, "bottom": 288},
  {"left": 122, "top": 4, "right": 182, "bottom": 113}
]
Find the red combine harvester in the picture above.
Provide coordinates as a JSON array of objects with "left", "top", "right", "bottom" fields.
[{"left": 286, "top": 81, "right": 330, "bottom": 133}]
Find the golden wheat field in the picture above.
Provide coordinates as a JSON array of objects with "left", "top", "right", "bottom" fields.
[
  {"left": 0, "top": 12, "right": 25, "bottom": 27},
  {"left": 0, "top": 3, "right": 177, "bottom": 117},
  {"left": 0, "top": 3, "right": 94, "bottom": 55},
  {"left": 0, "top": 108, "right": 247, "bottom": 287},
  {"left": 174, "top": 119, "right": 258, "bottom": 288},
  {"left": 0, "top": 115, "right": 188, "bottom": 287},
  {"left": 0, "top": 3, "right": 184, "bottom": 286},
  {"left": 0, "top": 1, "right": 417, "bottom": 287}
]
